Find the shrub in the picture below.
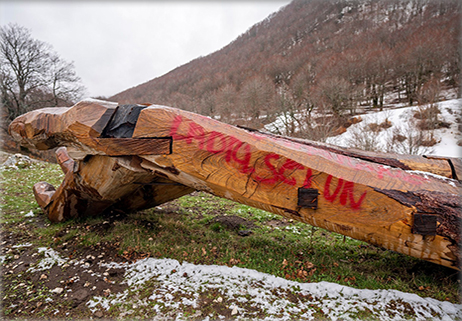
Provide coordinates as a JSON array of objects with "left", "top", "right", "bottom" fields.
[
  {"left": 379, "top": 118, "right": 392, "bottom": 129},
  {"left": 385, "top": 125, "right": 434, "bottom": 155},
  {"left": 420, "top": 137, "right": 438, "bottom": 147},
  {"left": 413, "top": 105, "right": 440, "bottom": 120},
  {"left": 367, "top": 119, "right": 392, "bottom": 133},
  {"left": 417, "top": 119, "right": 451, "bottom": 130},
  {"left": 368, "top": 123, "right": 381, "bottom": 132},
  {"left": 343, "top": 116, "right": 363, "bottom": 129},
  {"left": 392, "top": 133, "right": 407, "bottom": 143},
  {"left": 347, "top": 122, "right": 382, "bottom": 152}
]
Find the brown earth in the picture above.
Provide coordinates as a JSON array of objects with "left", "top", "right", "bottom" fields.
[{"left": 2, "top": 213, "right": 130, "bottom": 319}]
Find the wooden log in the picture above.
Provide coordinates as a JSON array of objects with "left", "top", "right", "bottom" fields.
[
  {"left": 33, "top": 147, "right": 194, "bottom": 222},
  {"left": 8, "top": 99, "right": 461, "bottom": 269}
]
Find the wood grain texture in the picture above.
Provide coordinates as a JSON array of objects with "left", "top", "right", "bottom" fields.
[
  {"left": 8, "top": 99, "right": 461, "bottom": 269},
  {"left": 256, "top": 133, "right": 455, "bottom": 178},
  {"left": 78, "top": 138, "right": 172, "bottom": 156},
  {"left": 36, "top": 151, "right": 193, "bottom": 223}
]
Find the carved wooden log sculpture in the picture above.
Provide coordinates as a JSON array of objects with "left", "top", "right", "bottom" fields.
[{"left": 8, "top": 99, "right": 461, "bottom": 269}]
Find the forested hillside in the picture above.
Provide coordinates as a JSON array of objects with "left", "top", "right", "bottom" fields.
[{"left": 110, "top": 0, "right": 460, "bottom": 138}]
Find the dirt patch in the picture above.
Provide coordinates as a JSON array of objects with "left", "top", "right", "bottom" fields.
[
  {"left": 210, "top": 215, "right": 257, "bottom": 231},
  {"left": 1, "top": 222, "right": 131, "bottom": 319},
  {"left": 267, "top": 218, "right": 291, "bottom": 228}
]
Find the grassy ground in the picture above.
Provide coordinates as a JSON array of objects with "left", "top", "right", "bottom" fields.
[{"left": 1, "top": 159, "right": 460, "bottom": 319}]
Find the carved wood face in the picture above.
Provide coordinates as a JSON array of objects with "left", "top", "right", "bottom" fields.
[
  {"left": 8, "top": 100, "right": 119, "bottom": 152},
  {"left": 8, "top": 107, "right": 69, "bottom": 149}
]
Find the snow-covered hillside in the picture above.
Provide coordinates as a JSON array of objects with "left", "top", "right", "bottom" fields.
[
  {"left": 326, "top": 98, "right": 461, "bottom": 158},
  {"left": 266, "top": 98, "right": 461, "bottom": 158}
]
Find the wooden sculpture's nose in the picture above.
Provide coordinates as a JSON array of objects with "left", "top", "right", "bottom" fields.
[
  {"left": 8, "top": 113, "right": 57, "bottom": 150},
  {"left": 7, "top": 116, "right": 43, "bottom": 149},
  {"left": 8, "top": 118, "right": 26, "bottom": 140}
]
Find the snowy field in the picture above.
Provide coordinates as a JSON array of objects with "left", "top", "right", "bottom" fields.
[
  {"left": 265, "top": 98, "right": 461, "bottom": 158},
  {"left": 326, "top": 98, "right": 462, "bottom": 158},
  {"left": 32, "top": 247, "right": 462, "bottom": 320}
]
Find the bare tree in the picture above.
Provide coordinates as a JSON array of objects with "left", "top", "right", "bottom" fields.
[
  {"left": 385, "top": 123, "right": 434, "bottom": 155},
  {"left": 317, "top": 76, "right": 354, "bottom": 117},
  {"left": 239, "top": 76, "right": 275, "bottom": 126},
  {"left": 362, "top": 44, "right": 393, "bottom": 111},
  {"left": 215, "top": 83, "right": 238, "bottom": 124},
  {"left": 0, "top": 23, "right": 85, "bottom": 123},
  {"left": 270, "top": 86, "right": 300, "bottom": 136},
  {"left": 48, "top": 55, "right": 85, "bottom": 106}
]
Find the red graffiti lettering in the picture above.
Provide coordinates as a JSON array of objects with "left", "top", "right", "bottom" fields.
[
  {"left": 170, "top": 115, "right": 323, "bottom": 190},
  {"left": 223, "top": 136, "right": 239, "bottom": 162},
  {"left": 206, "top": 132, "right": 227, "bottom": 153},
  {"left": 278, "top": 158, "right": 305, "bottom": 185},
  {"left": 170, "top": 115, "right": 206, "bottom": 148},
  {"left": 303, "top": 168, "right": 313, "bottom": 188},
  {"left": 339, "top": 181, "right": 367, "bottom": 210},
  {"left": 188, "top": 123, "right": 205, "bottom": 148},
  {"left": 170, "top": 115, "right": 253, "bottom": 175},
  {"left": 324, "top": 175, "right": 344, "bottom": 202},
  {"left": 324, "top": 175, "right": 366, "bottom": 210},
  {"left": 231, "top": 141, "right": 253, "bottom": 174},
  {"left": 254, "top": 154, "right": 305, "bottom": 186},
  {"left": 170, "top": 115, "right": 186, "bottom": 140}
]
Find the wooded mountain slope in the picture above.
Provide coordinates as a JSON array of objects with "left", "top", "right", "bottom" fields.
[{"left": 109, "top": 0, "right": 460, "bottom": 131}]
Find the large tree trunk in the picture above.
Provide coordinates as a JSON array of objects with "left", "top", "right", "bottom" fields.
[{"left": 8, "top": 99, "right": 461, "bottom": 269}]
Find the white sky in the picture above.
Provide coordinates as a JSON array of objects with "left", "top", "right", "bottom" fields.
[{"left": 0, "top": 1, "right": 290, "bottom": 98}]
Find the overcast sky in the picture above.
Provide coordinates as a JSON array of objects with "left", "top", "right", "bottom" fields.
[{"left": 1, "top": 1, "right": 291, "bottom": 98}]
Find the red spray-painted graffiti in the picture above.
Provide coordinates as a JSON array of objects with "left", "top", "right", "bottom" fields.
[
  {"left": 170, "top": 115, "right": 309, "bottom": 185},
  {"left": 254, "top": 154, "right": 304, "bottom": 186},
  {"left": 324, "top": 175, "right": 367, "bottom": 210},
  {"left": 270, "top": 136, "right": 426, "bottom": 186},
  {"left": 170, "top": 116, "right": 254, "bottom": 174},
  {"left": 169, "top": 115, "right": 366, "bottom": 209}
]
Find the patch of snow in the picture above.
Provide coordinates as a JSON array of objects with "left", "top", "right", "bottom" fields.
[
  {"left": 87, "top": 257, "right": 462, "bottom": 320},
  {"left": 24, "top": 210, "right": 35, "bottom": 217},
  {"left": 28, "top": 247, "right": 68, "bottom": 272},
  {"left": 0, "top": 153, "right": 36, "bottom": 170},
  {"left": 407, "top": 170, "right": 460, "bottom": 186},
  {"left": 12, "top": 243, "right": 33, "bottom": 248},
  {"left": 265, "top": 98, "right": 461, "bottom": 158}
]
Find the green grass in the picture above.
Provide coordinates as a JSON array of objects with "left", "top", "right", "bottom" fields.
[
  {"left": 0, "top": 161, "right": 63, "bottom": 221},
  {"left": 1, "top": 161, "right": 460, "bottom": 304}
]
